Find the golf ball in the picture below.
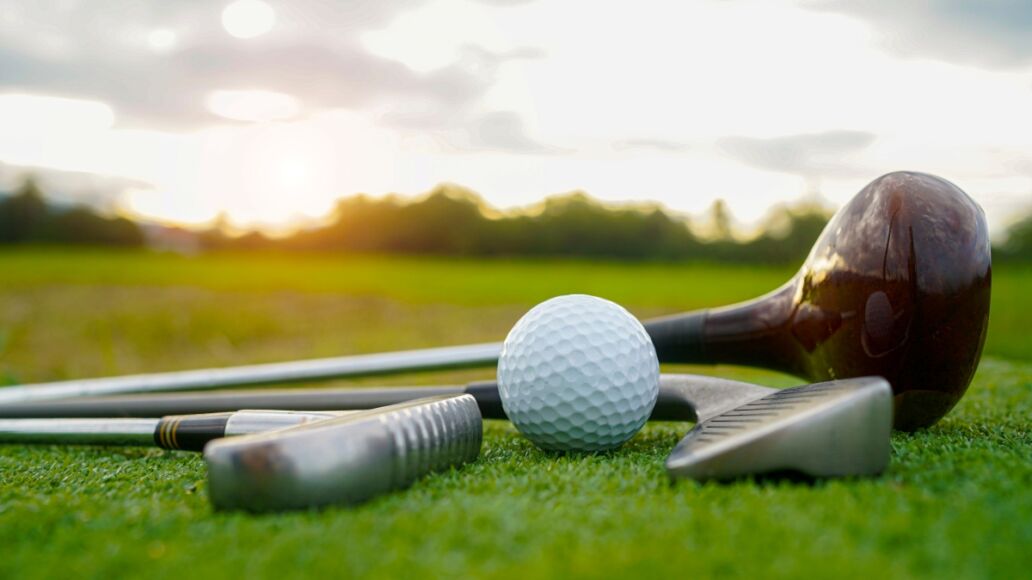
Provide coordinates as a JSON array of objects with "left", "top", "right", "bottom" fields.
[{"left": 497, "top": 294, "right": 660, "bottom": 451}]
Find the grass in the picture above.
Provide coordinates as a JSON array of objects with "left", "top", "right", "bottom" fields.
[{"left": 0, "top": 248, "right": 1029, "bottom": 579}]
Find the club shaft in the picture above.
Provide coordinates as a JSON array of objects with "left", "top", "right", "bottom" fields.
[
  {"left": 0, "top": 418, "right": 160, "bottom": 446},
  {"left": 0, "top": 375, "right": 769, "bottom": 423},
  {"left": 0, "top": 342, "right": 504, "bottom": 404},
  {"left": 0, "top": 311, "right": 721, "bottom": 404},
  {"left": 0, "top": 386, "right": 473, "bottom": 419},
  {"left": 0, "top": 410, "right": 343, "bottom": 450}
]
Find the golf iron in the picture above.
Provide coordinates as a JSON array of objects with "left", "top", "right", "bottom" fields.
[
  {"left": 0, "top": 396, "right": 484, "bottom": 512},
  {"left": 664, "top": 375, "right": 892, "bottom": 480},
  {"left": 204, "top": 394, "right": 483, "bottom": 512}
]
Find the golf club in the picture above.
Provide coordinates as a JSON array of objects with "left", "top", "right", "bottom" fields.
[
  {"left": 205, "top": 394, "right": 483, "bottom": 512},
  {"left": 0, "top": 372, "right": 894, "bottom": 475},
  {"left": 0, "top": 409, "right": 348, "bottom": 450},
  {"left": 665, "top": 375, "right": 892, "bottom": 481},
  {"left": 0, "top": 171, "right": 990, "bottom": 429}
]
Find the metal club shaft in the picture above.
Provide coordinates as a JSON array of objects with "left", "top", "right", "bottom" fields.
[
  {"left": 0, "top": 410, "right": 346, "bottom": 450},
  {"left": 0, "top": 342, "right": 503, "bottom": 404}
]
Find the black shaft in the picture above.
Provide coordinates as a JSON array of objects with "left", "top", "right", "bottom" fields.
[
  {"left": 0, "top": 381, "right": 697, "bottom": 421},
  {"left": 0, "top": 386, "right": 467, "bottom": 419}
]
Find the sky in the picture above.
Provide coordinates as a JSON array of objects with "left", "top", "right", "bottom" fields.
[{"left": 0, "top": 0, "right": 1030, "bottom": 236}]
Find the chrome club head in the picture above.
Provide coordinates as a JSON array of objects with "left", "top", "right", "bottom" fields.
[
  {"left": 204, "top": 394, "right": 482, "bottom": 512},
  {"left": 665, "top": 377, "right": 893, "bottom": 481}
]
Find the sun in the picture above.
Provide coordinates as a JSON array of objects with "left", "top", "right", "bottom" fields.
[
  {"left": 222, "top": 0, "right": 276, "bottom": 39},
  {"left": 277, "top": 159, "right": 309, "bottom": 189}
]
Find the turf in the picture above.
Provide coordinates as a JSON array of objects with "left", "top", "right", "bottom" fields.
[{"left": 0, "top": 249, "right": 1029, "bottom": 579}]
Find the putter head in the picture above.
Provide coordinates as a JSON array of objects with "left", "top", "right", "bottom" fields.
[
  {"left": 665, "top": 377, "right": 892, "bottom": 481},
  {"left": 204, "top": 394, "right": 482, "bottom": 512}
]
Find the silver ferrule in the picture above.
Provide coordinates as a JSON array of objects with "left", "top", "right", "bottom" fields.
[
  {"left": 204, "top": 394, "right": 483, "bottom": 512},
  {"left": 223, "top": 410, "right": 351, "bottom": 437},
  {"left": 0, "top": 418, "right": 160, "bottom": 446}
]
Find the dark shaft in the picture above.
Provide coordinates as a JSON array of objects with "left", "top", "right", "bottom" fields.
[{"left": 0, "top": 381, "right": 699, "bottom": 421}]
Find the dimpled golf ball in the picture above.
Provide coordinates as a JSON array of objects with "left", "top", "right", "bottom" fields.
[{"left": 497, "top": 294, "right": 660, "bottom": 451}]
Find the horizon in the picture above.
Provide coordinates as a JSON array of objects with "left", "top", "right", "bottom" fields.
[
  {"left": 0, "top": 174, "right": 836, "bottom": 242},
  {"left": 1, "top": 1, "right": 1030, "bottom": 235}
]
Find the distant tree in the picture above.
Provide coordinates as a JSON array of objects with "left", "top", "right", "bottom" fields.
[
  {"left": 762, "top": 204, "right": 831, "bottom": 263},
  {"left": 0, "top": 178, "right": 49, "bottom": 243},
  {"left": 0, "top": 177, "right": 144, "bottom": 247},
  {"left": 392, "top": 185, "right": 486, "bottom": 254},
  {"left": 999, "top": 212, "right": 1032, "bottom": 261},
  {"left": 745, "top": 205, "right": 830, "bottom": 265},
  {"left": 705, "top": 199, "right": 734, "bottom": 240},
  {"left": 43, "top": 207, "right": 144, "bottom": 246},
  {"left": 0, "top": 174, "right": 851, "bottom": 262},
  {"left": 198, "top": 212, "right": 237, "bottom": 250},
  {"left": 279, "top": 188, "right": 704, "bottom": 260}
]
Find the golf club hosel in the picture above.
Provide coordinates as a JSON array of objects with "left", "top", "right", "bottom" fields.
[{"left": 645, "top": 281, "right": 802, "bottom": 374}]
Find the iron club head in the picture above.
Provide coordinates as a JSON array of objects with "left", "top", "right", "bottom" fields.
[
  {"left": 663, "top": 376, "right": 893, "bottom": 481},
  {"left": 204, "top": 394, "right": 483, "bottom": 512}
]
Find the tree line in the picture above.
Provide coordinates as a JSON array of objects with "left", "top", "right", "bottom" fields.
[
  {"left": 203, "top": 185, "right": 834, "bottom": 264},
  {"left": 2, "top": 178, "right": 1030, "bottom": 263},
  {"left": 0, "top": 179, "right": 142, "bottom": 246},
  {"left": 996, "top": 213, "right": 1032, "bottom": 262}
]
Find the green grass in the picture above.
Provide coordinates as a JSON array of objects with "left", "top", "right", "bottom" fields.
[
  {"left": 2, "top": 247, "right": 1029, "bottom": 362},
  {"left": 0, "top": 248, "right": 1029, "bottom": 579}
]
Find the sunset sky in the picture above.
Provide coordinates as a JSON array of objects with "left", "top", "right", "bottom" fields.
[{"left": 0, "top": 0, "right": 1030, "bottom": 236}]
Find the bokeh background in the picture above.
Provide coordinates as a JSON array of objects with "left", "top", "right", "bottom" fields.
[
  {"left": 0, "top": 0, "right": 1031, "bottom": 243},
  {"left": 0, "top": 2, "right": 1029, "bottom": 579}
]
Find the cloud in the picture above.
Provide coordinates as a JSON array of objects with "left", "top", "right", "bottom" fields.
[
  {"left": 462, "top": 111, "right": 560, "bottom": 154},
  {"left": 804, "top": 0, "right": 1032, "bottom": 69},
  {"left": 718, "top": 130, "right": 876, "bottom": 179},
  {"left": 0, "top": 1, "right": 537, "bottom": 131},
  {"left": 0, "top": 41, "right": 487, "bottom": 131},
  {"left": 459, "top": 44, "right": 547, "bottom": 63},
  {"left": 1010, "top": 157, "right": 1032, "bottom": 177},
  {"left": 374, "top": 45, "right": 547, "bottom": 136},
  {"left": 0, "top": 161, "right": 151, "bottom": 212},
  {"left": 474, "top": 0, "right": 539, "bottom": 5},
  {"left": 612, "top": 139, "right": 690, "bottom": 153}
]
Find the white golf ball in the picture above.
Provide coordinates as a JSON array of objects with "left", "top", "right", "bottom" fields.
[{"left": 497, "top": 294, "right": 660, "bottom": 451}]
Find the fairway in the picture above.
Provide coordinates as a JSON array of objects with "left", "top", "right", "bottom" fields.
[{"left": 0, "top": 249, "right": 1029, "bottom": 579}]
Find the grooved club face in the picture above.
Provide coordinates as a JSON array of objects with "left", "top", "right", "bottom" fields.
[
  {"left": 204, "top": 395, "right": 483, "bottom": 512},
  {"left": 665, "top": 377, "right": 893, "bottom": 481}
]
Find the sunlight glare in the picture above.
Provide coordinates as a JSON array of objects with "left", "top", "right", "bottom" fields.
[
  {"left": 221, "top": 0, "right": 275, "bottom": 39},
  {"left": 147, "top": 29, "right": 177, "bottom": 52},
  {"left": 206, "top": 90, "right": 300, "bottom": 122},
  {"left": 277, "top": 160, "right": 309, "bottom": 189}
]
